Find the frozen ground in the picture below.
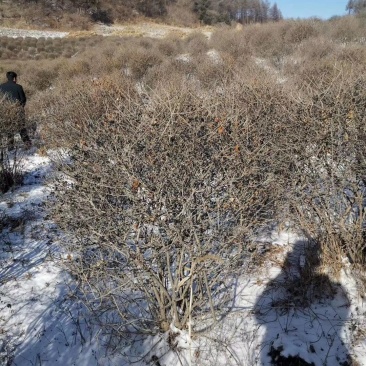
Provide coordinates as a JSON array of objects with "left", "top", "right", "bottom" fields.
[
  {"left": 1, "top": 147, "right": 366, "bottom": 365},
  {"left": 0, "top": 27, "right": 68, "bottom": 39},
  {"left": 0, "top": 150, "right": 122, "bottom": 366},
  {"left": 0, "top": 23, "right": 213, "bottom": 40}
]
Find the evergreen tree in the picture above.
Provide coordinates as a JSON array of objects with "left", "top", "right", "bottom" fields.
[
  {"left": 269, "top": 2, "right": 282, "bottom": 21},
  {"left": 231, "top": 0, "right": 283, "bottom": 24},
  {"left": 346, "top": 0, "right": 355, "bottom": 14},
  {"left": 136, "top": 0, "right": 168, "bottom": 17},
  {"left": 346, "top": 0, "right": 366, "bottom": 14},
  {"left": 194, "top": 0, "right": 212, "bottom": 23}
]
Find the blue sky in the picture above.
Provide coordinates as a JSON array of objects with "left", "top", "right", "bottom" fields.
[{"left": 274, "top": 0, "right": 348, "bottom": 19}]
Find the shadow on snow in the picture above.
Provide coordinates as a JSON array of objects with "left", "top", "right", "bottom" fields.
[{"left": 254, "top": 240, "right": 353, "bottom": 366}]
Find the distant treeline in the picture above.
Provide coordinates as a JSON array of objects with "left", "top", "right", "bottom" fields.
[{"left": 13, "top": 0, "right": 283, "bottom": 25}]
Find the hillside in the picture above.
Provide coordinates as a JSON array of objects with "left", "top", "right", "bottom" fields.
[{"left": 0, "top": 0, "right": 283, "bottom": 29}]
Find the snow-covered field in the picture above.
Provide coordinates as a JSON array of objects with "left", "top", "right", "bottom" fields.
[{"left": 1, "top": 147, "right": 366, "bottom": 365}]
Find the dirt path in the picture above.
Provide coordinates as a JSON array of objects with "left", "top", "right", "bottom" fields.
[{"left": 0, "top": 22, "right": 213, "bottom": 39}]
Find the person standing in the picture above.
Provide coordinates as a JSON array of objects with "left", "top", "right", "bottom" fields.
[{"left": 0, "top": 71, "right": 31, "bottom": 149}]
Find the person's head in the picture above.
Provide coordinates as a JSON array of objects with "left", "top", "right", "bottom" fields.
[{"left": 6, "top": 71, "right": 17, "bottom": 83}]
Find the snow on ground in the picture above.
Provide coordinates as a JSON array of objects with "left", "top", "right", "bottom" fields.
[
  {"left": 0, "top": 27, "right": 68, "bottom": 39},
  {"left": 0, "top": 23, "right": 211, "bottom": 40},
  {"left": 1, "top": 147, "right": 366, "bottom": 365},
  {"left": 190, "top": 233, "right": 366, "bottom": 366},
  {"left": 95, "top": 23, "right": 213, "bottom": 39},
  {"left": 0, "top": 149, "right": 124, "bottom": 366}
]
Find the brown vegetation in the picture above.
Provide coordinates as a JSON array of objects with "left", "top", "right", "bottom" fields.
[
  {"left": 1, "top": 14, "right": 366, "bottom": 351},
  {"left": 0, "top": 98, "right": 32, "bottom": 192},
  {"left": 0, "top": 0, "right": 285, "bottom": 29}
]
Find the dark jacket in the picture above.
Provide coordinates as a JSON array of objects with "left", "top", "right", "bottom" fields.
[{"left": 0, "top": 81, "right": 26, "bottom": 107}]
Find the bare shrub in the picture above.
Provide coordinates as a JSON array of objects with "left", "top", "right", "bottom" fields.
[
  {"left": 29, "top": 68, "right": 58, "bottom": 91},
  {"left": 52, "top": 38, "right": 63, "bottom": 48},
  {"left": 0, "top": 37, "right": 10, "bottom": 48},
  {"left": 210, "top": 28, "right": 251, "bottom": 61},
  {"left": 184, "top": 31, "right": 209, "bottom": 56},
  {"left": 40, "top": 70, "right": 292, "bottom": 341},
  {"left": 146, "top": 41, "right": 234, "bottom": 90},
  {"left": 45, "top": 43, "right": 57, "bottom": 52},
  {"left": 193, "top": 54, "right": 224, "bottom": 86},
  {"left": 138, "top": 37, "right": 155, "bottom": 50},
  {"left": 326, "top": 15, "right": 366, "bottom": 42},
  {"left": 85, "top": 35, "right": 104, "bottom": 47},
  {"left": 157, "top": 35, "right": 183, "bottom": 57},
  {"left": 295, "top": 36, "right": 337, "bottom": 61},
  {"left": 283, "top": 72, "right": 366, "bottom": 279},
  {"left": 26, "top": 38, "right": 38, "bottom": 48},
  {"left": 36, "top": 37, "right": 46, "bottom": 44},
  {"left": 7, "top": 43, "right": 17, "bottom": 52},
  {"left": 286, "top": 56, "right": 346, "bottom": 93},
  {"left": 6, "top": 59, "right": 62, "bottom": 99},
  {"left": 27, "top": 47, "right": 37, "bottom": 56},
  {"left": 143, "top": 58, "right": 195, "bottom": 90},
  {"left": 122, "top": 46, "right": 164, "bottom": 80},
  {"left": 0, "top": 98, "right": 28, "bottom": 137},
  {"left": 1, "top": 50, "right": 12, "bottom": 60},
  {"left": 36, "top": 44, "right": 46, "bottom": 53},
  {"left": 17, "top": 49, "right": 28, "bottom": 58},
  {"left": 336, "top": 44, "right": 366, "bottom": 63},
  {"left": 58, "top": 59, "right": 91, "bottom": 79},
  {"left": 0, "top": 146, "right": 24, "bottom": 193},
  {"left": 0, "top": 97, "right": 29, "bottom": 192},
  {"left": 242, "top": 22, "right": 284, "bottom": 58},
  {"left": 61, "top": 50, "right": 74, "bottom": 58},
  {"left": 188, "top": 51, "right": 247, "bottom": 88},
  {"left": 282, "top": 20, "right": 319, "bottom": 44}
]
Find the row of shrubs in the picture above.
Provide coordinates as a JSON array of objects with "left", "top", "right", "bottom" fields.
[
  {"left": 0, "top": 17, "right": 364, "bottom": 161},
  {"left": 1, "top": 16, "right": 365, "bottom": 62},
  {"left": 0, "top": 35, "right": 107, "bottom": 60}
]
